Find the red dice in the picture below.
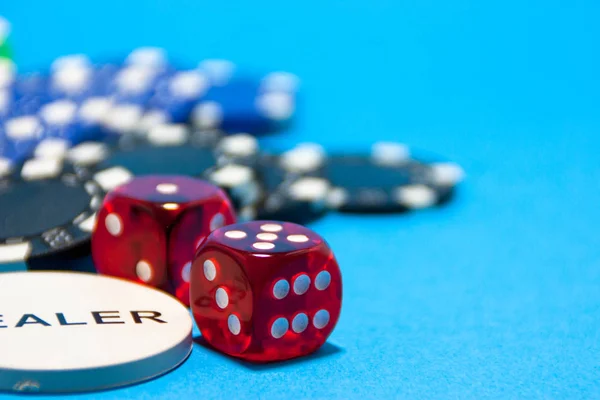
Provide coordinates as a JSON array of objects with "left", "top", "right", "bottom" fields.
[
  {"left": 91, "top": 175, "right": 236, "bottom": 305},
  {"left": 190, "top": 220, "right": 342, "bottom": 362}
]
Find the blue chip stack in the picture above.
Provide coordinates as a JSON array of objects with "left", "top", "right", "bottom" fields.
[
  {"left": 192, "top": 60, "right": 299, "bottom": 133},
  {"left": 0, "top": 47, "right": 300, "bottom": 171}
]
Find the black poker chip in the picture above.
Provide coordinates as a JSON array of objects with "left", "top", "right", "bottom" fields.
[
  {"left": 323, "top": 142, "right": 464, "bottom": 212},
  {"left": 254, "top": 145, "right": 330, "bottom": 224},
  {"left": 204, "top": 162, "right": 262, "bottom": 221},
  {"left": 66, "top": 125, "right": 263, "bottom": 219},
  {"left": 0, "top": 158, "right": 104, "bottom": 269},
  {"left": 206, "top": 133, "right": 263, "bottom": 220}
]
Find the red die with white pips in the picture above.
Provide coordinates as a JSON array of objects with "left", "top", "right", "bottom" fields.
[
  {"left": 190, "top": 220, "right": 342, "bottom": 362},
  {"left": 91, "top": 175, "right": 236, "bottom": 306}
]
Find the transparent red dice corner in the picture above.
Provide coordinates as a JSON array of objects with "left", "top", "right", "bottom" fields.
[
  {"left": 190, "top": 220, "right": 342, "bottom": 362},
  {"left": 91, "top": 174, "right": 236, "bottom": 305}
]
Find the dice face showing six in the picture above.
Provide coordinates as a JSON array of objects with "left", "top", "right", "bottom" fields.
[
  {"left": 190, "top": 220, "right": 342, "bottom": 362},
  {"left": 91, "top": 175, "right": 236, "bottom": 305}
]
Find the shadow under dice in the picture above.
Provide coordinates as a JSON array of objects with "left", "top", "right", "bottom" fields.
[
  {"left": 190, "top": 220, "right": 342, "bottom": 362},
  {"left": 92, "top": 175, "right": 236, "bottom": 305}
]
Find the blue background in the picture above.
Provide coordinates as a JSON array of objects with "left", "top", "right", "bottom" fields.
[{"left": 3, "top": 0, "right": 600, "bottom": 398}]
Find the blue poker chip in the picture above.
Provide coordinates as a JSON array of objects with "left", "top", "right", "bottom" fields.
[
  {"left": 109, "top": 64, "right": 166, "bottom": 105},
  {"left": 48, "top": 55, "right": 95, "bottom": 100},
  {"left": 99, "top": 101, "right": 147, "bottom": 137},
  {"left": 323, "top": 142, "right": 465, "bottom": 212},
  {"left": 0, "top": 115, "right": 44, "bottom": 164},
  {"left": 8, "top": 73, "right": 51, "bottom": 117},
  {"left": 0, "top": 158, "right": 103, "bottom": 269},
  {"left": 48, "top": 55, "right": 120, "bottom": 100},
  {"left": 191, "top": 81, "right": 296, "bottom": 134},
  {"left": 100, "top": 69, "right": 176, "bottom": 137},
  {"left": 143, "top": 69, "right": 210, "bottom": 124},
  {"left": 0, "top": 87, "right": 13, "bottom": 120},
  {"left": 191, "top": 61, "right": 299, "bottom": 134},
  {"left": 32, "top": 97, "right": 115, "bottom": 160}
]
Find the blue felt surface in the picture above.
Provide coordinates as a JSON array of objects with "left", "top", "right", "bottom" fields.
[{"left": 3, "top": 0, "right": 600, "bottom": 398}]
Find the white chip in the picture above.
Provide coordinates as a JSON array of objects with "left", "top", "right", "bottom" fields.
[
  {"left": 67, "top": 142, "right": 109, "bottom": 166},
  {"left": 79, "top": 97, "right": 112, "bottom": 124},
  {"left": 126, "top": 47, "right": 167, "bottom": 69},
  {"left": 326, "top": 187, "right": 349, "bottom": 209},
  {"left": 395, "top": 184, "right": 437, "bottom": 209},
  {"left": 198, "top": 59, "right": 236, "bottom": 86},
  {"left": 256, "top": 92, "right": 295, "bottom": 121},
  {"left": 288, "top": 177, "right": 330, "bottom": 202},
  {"left": 0, "top": 157, "right": 13, "bottom": 177},
  {"left": 34, "top": 138, "right": 70, "bottom": 159},
  {"left": 371, "top": 142, "right": 410, "bottom": 166},
  {"left": 5, "top": 116, "right": 42, "bottom": 140},
  {"left": 280, "top": 143, "right": 325, "bottom": 173},
  {"left": 40, "top": 100, "right": 77, "bottom": 126},
  {"left": 78, "top": 214, "right": 97, "bottom": 233},
  {"left": 52, "top": 66, "right": 91, "bottom": 95},
  {"left": 0, "top": 272, "right": 192, "bottom": 393},
  {"left": 191, "top": 101, "right": 223, "bottom": 129},
  {"left": 260, "top": 72, "right": 300, "bottom": 93},
  {"left": 0, "top": 242, "right": 32, "bottom": 263},
  {"left": 169, "top": 71, "right": 209, "bottom": 99},
  {"left": 209, "top": 164, "right": 253, "bottom": 188},
  {"left": 51, "top": 54, "right": 91, "bottom": 72},
  {"left": 93, "top": 167, "right": 134, "bottom": 192},
  {"left": 147, "top": 124, "right": 189, "bottom": 146},
  {"left": 102, "top": 104, "right": 143, "bottom": 134},
  {"left": 21, "top": 158, "right": 63, "bottom": 180},
  {"left": 218, "top": 134, "right": 258, "bottom": 157},
  {"left": 138, "top": 110, "right": 169, "bottom": 133},
  {"left": 429, "top": 162, "right": 465, "bottom": 186},
  {"left": 114, "top": 66, "right": 155, "bottom": 94}
]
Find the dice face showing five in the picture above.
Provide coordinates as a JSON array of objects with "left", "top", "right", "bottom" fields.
[
  {"left": 190, "top": 220, "right": 342, "bottom": 362},
  {"left": 91, "top": 175, "right": 236, "bottom": 305}
]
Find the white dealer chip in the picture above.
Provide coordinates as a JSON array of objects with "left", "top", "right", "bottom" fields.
[{"left": 0, "top": 272, "right": 193, "bottom": 393}]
